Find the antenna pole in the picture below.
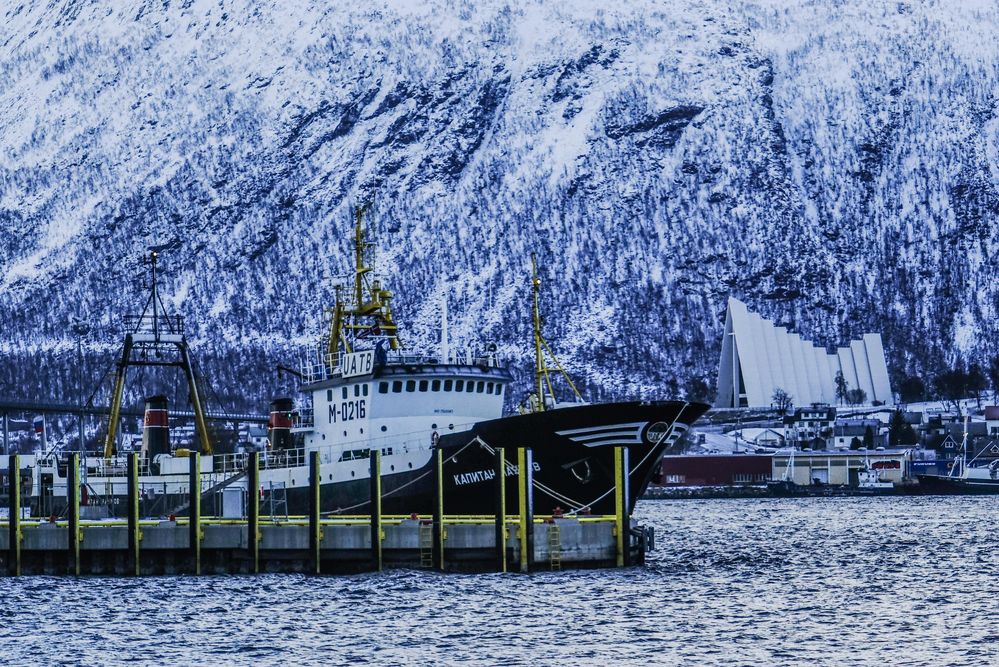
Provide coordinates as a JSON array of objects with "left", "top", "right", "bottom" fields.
[
  {"left": 532, "top": 254, "right": 545, "bottom": 411},
  {"left": 150, "top": 251, "right": 159, "bottom": 340},
  {"left": 441, "top": 293, "right": 450, "bottom": 363}
]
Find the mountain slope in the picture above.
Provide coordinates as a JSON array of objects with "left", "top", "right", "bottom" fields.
[{"left": 1, "top": 0, "right": 998, "bottom": 409}]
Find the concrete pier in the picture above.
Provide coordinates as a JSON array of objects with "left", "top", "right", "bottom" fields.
[
  {"left": 1, "top": 445, "right": 650, "bottom": 576},
  {"left": 0, "top": 515, "right": 646, "bottom": 575}
]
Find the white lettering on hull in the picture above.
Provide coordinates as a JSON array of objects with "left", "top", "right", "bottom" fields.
[{"left": 453, "top": 462, "right": 541, "bottom": 486}]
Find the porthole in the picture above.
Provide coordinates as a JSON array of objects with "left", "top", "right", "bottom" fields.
[
  {"left": 391, "top": 465, "right": 395, "bottom": 471},
  {"left": 351, "top": 471, "right": 355, "bottom": 478},
  {"left": 432, "top": 423, "right": 438, "bottom": 429},
  {"left": 363, "top": 384, "right": 369, "bottom": 396},
  {"left": 408, "top": 462, "right": 413, "bottom": 469},
  {"left": 327, "top": 389, "right": 333, "bottom": 401},
  {"left": 448, "top": 424, "right": 454, "bottom": 430},
  {"left": 342, "top": 387, "right": 348, "bottom": 399},
  {"left": 322, "top": 434, "right": 326, "bottom": 440},
  {"left": 354, "top": 385, "right": 360, "bottom": 397},
  {"left": 360, "top": 428, "right": 364, "bottom": 434},
  {"left": 343, "top": 430, "right": 347, "bottom": 437},
  {"left": 329, "top": 474, "right": 333, "bottom": 481},
  {"left": 381, "top": 425, "right": 387, "bottom": 432},
  {"left": 292, "top": 479, "right": 295, "bottom": 485}
]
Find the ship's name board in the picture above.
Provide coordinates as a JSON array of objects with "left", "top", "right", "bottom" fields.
[
  {"left": 453, "top": 462, "right": 541, "bottom": 486},
  {"left": 341, "top": 350, "right": 375, "bottom": 378}
]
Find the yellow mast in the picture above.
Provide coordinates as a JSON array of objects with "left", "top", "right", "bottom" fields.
[
  {"left": 324, "top": 206, "right": 402, "bottom": 371},
  {"left": 531, "top": 254, "right": 546, "bottom": 410},
  {"left": 530, "top": 253, "right": 583, "bottom": 412}
]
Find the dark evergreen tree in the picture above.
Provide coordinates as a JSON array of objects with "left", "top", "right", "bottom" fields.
[
  {"left": 898, "top": 375, "right": 926, "bottom": 403},
  {"left": 888, "top": 409, "right": 919, "bottom": 447}
]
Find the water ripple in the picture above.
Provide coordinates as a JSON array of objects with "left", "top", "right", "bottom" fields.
[{"left": 1, "top": 497, "right": 996, "bottom": 665}]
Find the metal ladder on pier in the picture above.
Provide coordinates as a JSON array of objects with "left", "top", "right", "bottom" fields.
[
  {"left": 418, "top": 522, "right": 434, "bottom": 568},
  {"left": 548, "top": 523, "right": 562, "bottom": 571},
  {"left": 267, "top": 481, "right": 288, "bottom": 520}
]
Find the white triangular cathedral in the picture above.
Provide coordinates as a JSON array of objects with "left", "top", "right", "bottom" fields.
[{"left": 715, "top": 297, "right": 893, "bottom": 409}]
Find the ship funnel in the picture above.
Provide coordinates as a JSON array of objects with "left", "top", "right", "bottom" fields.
[
  {"left": 141, "top": 395, "right": 171, "bottom": 461},
  {"left": 268, "top": 397, "right": 294, "bottom": 450}
]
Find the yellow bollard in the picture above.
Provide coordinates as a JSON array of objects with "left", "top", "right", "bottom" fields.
[
  {"left": 190, "top": 452, "right": 201, "bottom": 575},
  {"left": 369, "top": 450, "right": 382, "bottom": 572},
  {"left": 128, "top": 453, "right": 140, "bottom": 576},
  {"left": 68, "top": 453, "right": 80, "bottom": 576},
  {"left": 495, "top": 447, "right": 507, "bottom": 573},
  {"left": 309, "top": 450, "right": 321, "bottom": 575}
]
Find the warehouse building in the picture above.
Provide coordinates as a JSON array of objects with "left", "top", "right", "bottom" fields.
[{"left": 771, "top": 449, "right": 911, "bottom": 486}]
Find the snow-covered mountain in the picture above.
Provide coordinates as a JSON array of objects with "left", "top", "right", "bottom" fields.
[{"left": 2, "top": 0, "right": 998, "bottom": 409}]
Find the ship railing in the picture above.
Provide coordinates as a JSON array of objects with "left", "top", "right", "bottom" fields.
[
  {"left": 82, "top": 456, "right": 152, "bottom": 477},
  {"left": 300, "top": 358, "right": 328, "bottom": 384},
  {"left": 298, "top": 347, "right": 503, "bottom": 385},
  {"left": 296, "top": 405, "right": 315, "bottom": 429},
  {"left": 122, "top": 314, "right": 185, "bottom": 335}
]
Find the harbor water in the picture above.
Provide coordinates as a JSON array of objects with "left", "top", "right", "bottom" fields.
[{"left": 2, "top": 496, "right": 996, "bottom": 665}]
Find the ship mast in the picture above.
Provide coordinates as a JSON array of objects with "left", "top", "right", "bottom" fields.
[
  {"left": 530, "top": 253, "right": 583, "bottom": 412},
  {"left": 325, "top": 206, "right": 402, "bottom": 369},
  {"left": 102, "top": 251, "right": 213, "bottom": 458}
]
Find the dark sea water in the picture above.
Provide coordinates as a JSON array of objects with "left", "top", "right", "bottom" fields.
[{"left": 3, "top": 497, "right": 997, "bottom": 666}]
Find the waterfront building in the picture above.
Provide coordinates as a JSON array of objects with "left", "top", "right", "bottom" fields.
[
  {"left": 771, "top": 449, "right": 911, "bottom": 485},
  {"left": 657, "top": 454, "right": 772, "bottom": 486},
  {"left": 715, "top": 297, "right": 893, "bottom": 409}
]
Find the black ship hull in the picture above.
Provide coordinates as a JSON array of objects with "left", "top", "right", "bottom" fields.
[
  {"left": 916, "top": 474, "right": 999, "bottom": 495},
  {"left": 40, "top": 400, "right": 707, "bottom": 518}
]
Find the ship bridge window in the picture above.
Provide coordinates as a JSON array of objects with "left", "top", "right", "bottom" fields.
[
  {"left": 432, "top": 379, "right": 441, "bottom": 391},
  {"left": 392, "top": 381, "right": 402, "bottom": 393},
  {"left": 486, "top": 382, "right": 494, "bottom": 393},
  {"left": 342, "top": 387, "right": 348, "bottom": 399},
  {"left": 476, "top": 381, "right": 484, "bottom": 393},
  {"left": 455, "top": 380, "right": 464, "bottom": 392},
  {"left": 494, "top": 384, "right": 503, "bottom": 395},
  {"left": 444, "top": 379, "right": 453, "bottom": 391},
  {"left": 466, "top": 381, "right": 474, "bottom": 393},
  {"left": 419, "top": 380, "right": 428, "bottom": 392},
  {"left": 378, "top": 382, "right": 388, "bottom": 394},
  {"left": 406, "top": 380, "right": 416, "bottom": 392}
]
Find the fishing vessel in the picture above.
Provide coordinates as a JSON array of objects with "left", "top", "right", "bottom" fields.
[
  {"left": 28, "top": 209, "right": 707, "bottom": 517},
  {"left": 917, "top": 418, "right": 999, "bottom": 494}
]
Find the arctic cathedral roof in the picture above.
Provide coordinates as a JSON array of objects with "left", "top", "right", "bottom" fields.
[{"left": 715, "top": 298, "right": 893, "bottom": 409}]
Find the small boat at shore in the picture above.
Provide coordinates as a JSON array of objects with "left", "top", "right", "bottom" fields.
[{"left": 917, "top": 419, "right": 999, "bottom": 494}]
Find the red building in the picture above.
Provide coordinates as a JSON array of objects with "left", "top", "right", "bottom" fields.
[{"left": 657, "top": 454, "right": 772, "bottom": 486}]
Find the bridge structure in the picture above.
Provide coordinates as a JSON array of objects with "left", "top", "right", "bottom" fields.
[{"left": 0, "top": 397, "right": 267, "bottom": 456}]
